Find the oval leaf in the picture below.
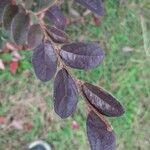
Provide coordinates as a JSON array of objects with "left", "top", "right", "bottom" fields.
[
  {"left": 54, "top": 68, "right": 78, "bottom": 119},
  {"left": 75, "top": 0, "right": 104, "bottom": 16},
  {"left": 3, "top": 4, "right": 19, "bottom": 30},
  {"left": 87, "top": 111, "right": 116, "bottom": 150},
  {"left": 11, "top": 12, "right": 30, "bottom": 44},
  {"left": 47, "top": 26, "right": 68, "bottom": 43},
  {"left": 32, "top": 42, "right": 57, "bottom": 82},
  {"left": 28, "top": 24, "right": 44, "bottom": 49},
  {"left": 82, "top": 83, "right": 125, "bottom": 117},
  {"left": 60, "top": 42, "right": 104, "bottom": 70},
  {"left": 0, "top": 0, "right": 11, "bottom": 23},
  {"left": 45, "top": 5, "right": 66, "bottom": 30}
]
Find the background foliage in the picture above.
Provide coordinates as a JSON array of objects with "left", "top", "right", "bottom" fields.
[{"left": 0, "top": 0, "right": 150, "bottom": 149}]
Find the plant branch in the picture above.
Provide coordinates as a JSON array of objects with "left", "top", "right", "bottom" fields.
[
  {"left": 36, "top": 6, "right": 112, "bottom": 131},
  {"left": 46, "top": 35, "right": 112, "bottom": 131}
]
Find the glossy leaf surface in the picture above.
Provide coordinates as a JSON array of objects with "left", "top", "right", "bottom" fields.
[
  {"left": 0, "top": 0, "right": 11, "bottom": 23},
  {"left": 47, "top": 26, "right": 68, "bottom": 43},
  {"left": 87, "top": 111, "right": 116, "bottom": 150},
  {"left": 45, "top": 5, "right": 66, "bottom": 30},
  {"left": 28, "top": 24, "right": 44, "bottom": 49},
  {"left": 60, "top": 42, "right": 104, "bottom": 70},
  {"left": 82, "top": 83, "right": 125, "bottom": 117},
  {"left": 54, "top": 68, "right": 78, "bottom": 119},
  {"left": 32, "top": 42, "right": 57, "bottom": 82},
  {"left": 3, "top": 4, "right": 19, "bottom": 30},
  {"left": 75, "top": 0, "right": 104, "bottom": 16},
  {"left": 11, "top": 12, "right": 30, "bottom": 44}
]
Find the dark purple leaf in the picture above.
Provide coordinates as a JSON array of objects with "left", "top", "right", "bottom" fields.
[
  {"left": 87, "top": 111, "right": 116, "bottom": 150},
  {"left": 82, "top": 83, "right": 125, "bottom": 117},
  {"left": 11, "top": 12, "right": 30, "bottom": 44},
  {"left": 32, "top": 42, "right": 57, "bottom": 82},
  {"left": 60, "top": 42, "right": 104, "bottom": 70},
  {"left": 2, "top": 4, "right": 19, "bottom": 30},
  {"left": 45, "top": 5, "right": 66, "bottom": 30},
  {"left": 75, "top": 0, "right": 104, "bottom": 16},
  {"left": 46, "top": 26, "right": 68, "bottom": 43},
  {"left": 0, "top": 0, "right": 11, "bottom": 23},
  {"left": 53, "top": 68, "right": 78, "bottom": 119},
  {"left": 28, "top": 24, "right": 44, "bottom": 49}
]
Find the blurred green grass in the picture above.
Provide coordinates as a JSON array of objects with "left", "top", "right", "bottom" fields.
[{"left": 0, "top": 0, "right": 150, "bottom": 150}]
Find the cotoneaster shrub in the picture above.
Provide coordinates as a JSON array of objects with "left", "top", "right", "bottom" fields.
[{"left": 0, "top": 0, "right": 125, "bottom": 150}]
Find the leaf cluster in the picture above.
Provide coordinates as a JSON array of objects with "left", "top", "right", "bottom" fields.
[{"left": 0, "top": 1, "right": 125, "bottom": 150}]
